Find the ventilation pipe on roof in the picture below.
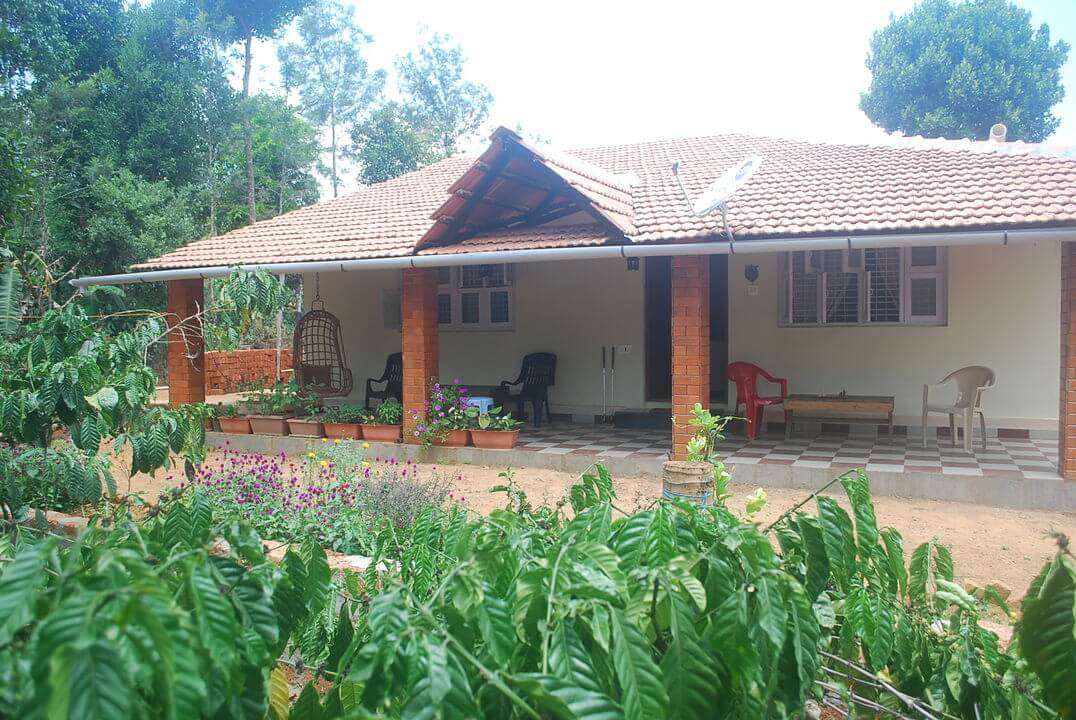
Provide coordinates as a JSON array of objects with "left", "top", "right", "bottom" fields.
[{"left": 989, "top": 123, "right": 1008, "bottom": 143}]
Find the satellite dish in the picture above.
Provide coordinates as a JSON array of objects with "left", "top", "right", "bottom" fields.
[{"left": 671, "top": 155, "right": 763, "bottom": 242}]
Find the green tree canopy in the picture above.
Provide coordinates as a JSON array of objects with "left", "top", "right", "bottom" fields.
[
  {"left": 348, "top": 101, "right": 438, "bottom": 185},
  {"left": 396, "top": 32, "right": 492, "bottom": 157},
  {"left": 278, "top": 0, "right": 384, "bottom": 197},
  {"left": 860, "top": 0, "right": 1069, "bottom": 142}
]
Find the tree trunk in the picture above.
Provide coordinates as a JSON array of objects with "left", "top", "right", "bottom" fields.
[
  {"left": 243, "top": 33, "right": 255, "bottom": 225},
  {"left": 330, "top": 103, "right": 338, "bottom": 198}
]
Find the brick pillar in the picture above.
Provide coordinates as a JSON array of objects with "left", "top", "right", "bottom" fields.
[
  {"left": 402, "top": 268, "right": 439, "bottom": 443},
  {"left": 1060, "top": 243, "right": 1076, "bottom": 480},
  {"left": 166, "top": 278, "right": 205, "bottom": 406},
  {"left": 671, "top": 255, "right": 710, "bottom": 460}
]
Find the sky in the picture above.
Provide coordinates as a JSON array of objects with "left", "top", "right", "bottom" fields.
[{"left": 247, "top": 0, "right": 1076, "bottom": 193}]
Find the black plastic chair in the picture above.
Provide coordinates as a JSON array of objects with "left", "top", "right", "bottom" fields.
[
  {"left": 498, "top": 353, "right": 556, "bottom": 428},
  {"left": 365, "top": 352, "right": 403, "bottom": 409}
]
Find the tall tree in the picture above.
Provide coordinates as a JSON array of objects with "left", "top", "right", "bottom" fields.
[
  {"left": 278, "top": 0, "right": 384, "bottom": 197},
  {"left": 348, "top": 101, "right": 437, "bottom": 185},
  {"left": 396, "top": 33, "right": 492, "bottom": 157},
  {"left": 860, "top": 0, "right": 1069, "bottom": 142},
  {"left": 210, "top": 0, "right": 311, "bottom": 222}
]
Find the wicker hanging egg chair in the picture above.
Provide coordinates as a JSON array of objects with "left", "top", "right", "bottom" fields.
[{"left": 292, "top": 275, "right": 352, "bottom": 398}]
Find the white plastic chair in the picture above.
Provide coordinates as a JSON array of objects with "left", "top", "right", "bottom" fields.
[{"left": 922, "top": 366, "right": 996, "bottom": 453}]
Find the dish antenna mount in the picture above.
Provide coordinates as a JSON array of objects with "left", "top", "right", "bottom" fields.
[{"left": 672, "top": 155, "right": 762, "bottom": 242}]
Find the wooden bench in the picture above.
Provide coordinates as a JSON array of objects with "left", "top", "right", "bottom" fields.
[{"left": 785, "top": 394, "right": 895, "bottom": 439}]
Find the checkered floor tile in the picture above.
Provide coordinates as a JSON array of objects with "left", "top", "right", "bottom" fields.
[
  {"left": 516, "top": 424, "right": 1060, "bottom": 480},
  {"left": 717, "top": 435, "right": 1060, "bottom": 480}
]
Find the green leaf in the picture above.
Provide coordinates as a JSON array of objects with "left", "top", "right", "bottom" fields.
[
  {"left": 48, "top": 638, "right": 133, "bottom": 720},
  {"left": 291, "top": 681, "right": 323, "bottom": 720},
  {"left": 548, "top": 622, "right": 603, "bottom": 695},
  {"left": 188, "top": 565, "right": 238, "bottom": 670},
  {"left": 513, "top": 673, "right": 622, "bottom": 720},
  {"left": 816, "top": 496, "right": 856, "bottom": 589},
  {"left": 0, "top": 540, "right": 52, "bottom": 645},
  {"left": 660, "top": 592, "right": 718, "bottom": 720},
  {"left": 754, "top": 572, "right": 787, "bottom": 651},
  {"left": 1019, "top": 554, "right": 1076, "bottom": 717},
  {"left": 0, "top": 262, "right": 24, "bottom": 336},
  {"left": 796, "top": 515, "right": 830, "bottom": 601},
  {"left": 610, "top": 609, "right": 668, "bottom": 720}
]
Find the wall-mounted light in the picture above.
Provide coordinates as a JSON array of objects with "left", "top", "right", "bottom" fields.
[
  {"left": 626, "top": 257, "right": 640, "bottom": 272},
  {"left": 744, "top": 264, "right": 760, "bottom": 283}
]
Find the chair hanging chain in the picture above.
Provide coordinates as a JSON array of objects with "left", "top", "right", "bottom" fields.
[{"left": 312, "top": 272, "right": 324, "bottom": 309}]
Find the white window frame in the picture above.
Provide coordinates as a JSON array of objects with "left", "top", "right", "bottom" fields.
[
  {"left": 381, "top": 266, "right": 516, "bottom": 332},
  {"left": 438, "top": 265, "right": 515, "bottom": 331},
  {"left": 779, "top": 246, "right": 947, "bottom": 327}
]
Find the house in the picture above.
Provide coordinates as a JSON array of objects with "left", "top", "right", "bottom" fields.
[{"left": 74, "top": 126, "right": 1076, "bottom": 486}]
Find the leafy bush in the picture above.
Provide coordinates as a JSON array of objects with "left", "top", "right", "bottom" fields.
[
  {"left": 242, "top": 378, "right": 300, "bottom": 416},
  {"left": 0, "top": 443, "right": 114, "bottom": 511},
  {"left": 0, "top": 458, "right": 1073, "bottom": 719},
  {"left": 468, "top": 405, "right": 522, "bottom": 431},
  {"left": 322, "top": 404, "right": 369, "bottom": 424},
  {"left": 373, "top": 397, "right": 403, "bottom": 425},
  {"left": 0, "top": 491, "right": 336, "bottom": 719}
]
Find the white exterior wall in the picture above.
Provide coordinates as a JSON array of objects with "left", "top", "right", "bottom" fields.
[
  {"left": 304, "top": 240, "right": 1060, "bottom": 430},
  {"left": 304, "top": 258, "right": 647, "bottom": 415},
  {"left": 727, "top": 241, "right": 1060, "bottom": 429}
]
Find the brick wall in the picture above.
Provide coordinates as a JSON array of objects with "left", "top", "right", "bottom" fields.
[
  {"left": 401, "top": 268, "right": 439, "bottom": 442},
  {"left": 203, "top": 349, "right": 293, "bottom": 395},
  {"left": 671, "top": 255, "right": 710, "bottom": 459},
  {"left": 166, "top": 279, "right": 205, "bottom": 406},
  {"left": 1061, "top": 243, "right": 1076, "bottom": 480}
]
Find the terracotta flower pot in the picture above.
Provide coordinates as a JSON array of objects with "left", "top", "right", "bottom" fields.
[
  {"left": 360, "top": 423, "right": 402, "bottom": 443},
  {"left": 218, "top": 417, "right": 251, "bottom": 434},
  {"left": 432, "top": 429, "right": 471, "bottom": 447},
  {"left": 287, "top": 417, "right": 325, "bottom": 437},
  {"left": 324, "top": 422, "right": 362, "bottom": 440},
  {"left": 248, "top": 415, "right": 292, "bottom": 436},
  {"left": 470, "top": 429, "right": 519, "bottom": 450}
]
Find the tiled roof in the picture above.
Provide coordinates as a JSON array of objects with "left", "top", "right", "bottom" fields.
[
  {"left": 418, "top": 224, "right": 613, "bottom": 254},
  {"left": 134, "top": 128, "right": 1076, "bottom": 270},
  {"left": 133, "top": 156, "right": 472, "bottom": 270}
]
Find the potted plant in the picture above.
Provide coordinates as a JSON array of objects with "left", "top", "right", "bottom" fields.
[
  {"left": 361, "top": 398, "right": 403, "bottom": 443},
  {"left": 287, "top": 393, "right": 325, "bottom": 437},
  {"left": 412, "top": 382, "right": 472, "bottom": 447},
  {"left": 468, "top": 406, "right": 523, "bottom": 449},
  {"left": 322, "top": 404, "right": 366, "bottom": 440},
  {"left": 217, "top": 404, "right": 251, "bottom": 434},
  {"left": 245, "top": 379, "right": 298, "bottom": 436},
  {"left": 184, "top": 402, "right": 219, "bottom": 431}
]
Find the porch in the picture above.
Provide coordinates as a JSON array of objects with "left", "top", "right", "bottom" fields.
[{"left": 169, "top": 234, "right": 1075, "bottom": 512}]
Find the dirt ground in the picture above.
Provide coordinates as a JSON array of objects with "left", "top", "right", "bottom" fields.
[{"left": 118, "top": 450, "right": 1073, "bottom": 602}]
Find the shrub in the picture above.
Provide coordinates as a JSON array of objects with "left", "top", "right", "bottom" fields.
[{"left": 373, "top": 397, "right": 403, "bottom": 425}]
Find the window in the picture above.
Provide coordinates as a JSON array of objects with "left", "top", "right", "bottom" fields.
[
  {"left": 780, "top": 247, "right": 946, "bottom": 326},
  {"left": 382, "top": 265, "right": 515, "bottom": 331}
]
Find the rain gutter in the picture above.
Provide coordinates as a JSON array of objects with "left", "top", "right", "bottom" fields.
[{"left": 70, "top": 226, "right": 1076, "bottom": 287}]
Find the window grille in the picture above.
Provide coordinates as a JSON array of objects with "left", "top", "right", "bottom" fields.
[
  {"left": 437, "top": 293, "right": 452, "bottom": 324},
  {"left": 822, "top": 250, "right": 859, "bottom": 323},
  {"left": 866, "top": 247, "right": 901, "bottom": 322},
  {"left": 781, "top": 247, "right": 946, "bottom": 326},
  {"left": 789, "top": 251, "right": 820, "bottom": 324}
]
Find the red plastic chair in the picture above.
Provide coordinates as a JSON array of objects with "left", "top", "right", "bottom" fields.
[{"left": 727, "top": 361, "right": 789, "bottom": 440}]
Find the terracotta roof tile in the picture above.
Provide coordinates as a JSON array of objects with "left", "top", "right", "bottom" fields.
[
  {"left": 135, "top": 129, "right": 1076, "bottom": 270},
  {"left": 418, "top": 224, "right": 613, "bottom": 254}
]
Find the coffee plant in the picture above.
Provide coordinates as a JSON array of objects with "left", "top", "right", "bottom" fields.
[
  {"left": 0, "top": 256, "right": 298, "bottom": 513},
  {"left": 0, "top": 462, "right": 1072, "bottom": 718}
]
